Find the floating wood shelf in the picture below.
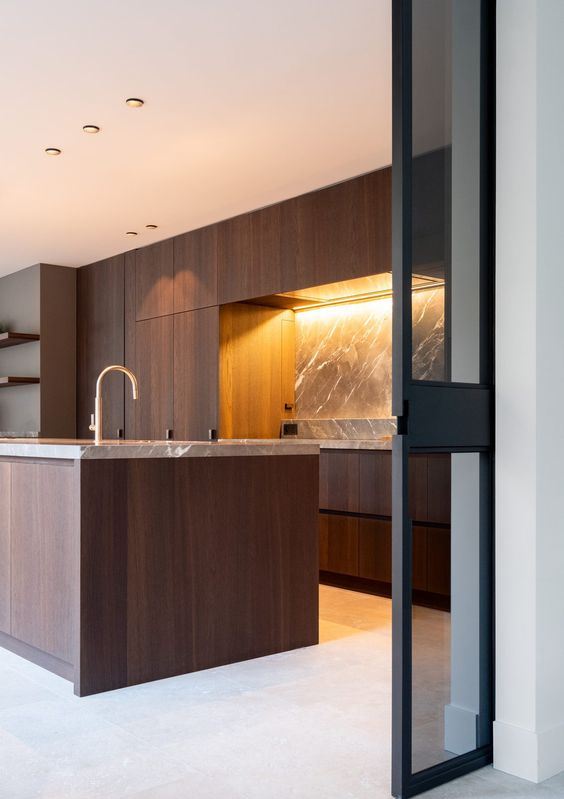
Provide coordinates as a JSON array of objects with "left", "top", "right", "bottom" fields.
[
  {"left": 0, "top": 332, "right": 40, "bottom": 349},
  {"left": 0, "top": 377, "right": 40, "bottom": 388}
]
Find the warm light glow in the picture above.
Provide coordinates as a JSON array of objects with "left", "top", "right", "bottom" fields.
[
  {"left": 83, "top": 125, "right": 100, "bottom": 134},
  {"left": 44, "top": 147, "right": 61, "bottom": 156},
  {"left": 296, "top": 296, "right": 393, "bottom": 322},
  {"left": 125, "top": 97, "right": 144, "bottom": 108}
]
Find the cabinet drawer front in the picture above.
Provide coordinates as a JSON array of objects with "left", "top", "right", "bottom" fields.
[
  {"left": 358, "top": 519, "right": 391, "bottom": 582},
  {"left": 359, "top": 451, "right": 391, "bottom": 516},
  {"left": 319, "top": 452, "right": 359, "bottom": 512},
  {"left": 319, "top": 514, "right": 359, "bottom": 576}
]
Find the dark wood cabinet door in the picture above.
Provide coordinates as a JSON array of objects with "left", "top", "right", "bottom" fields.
[
  {"left": 135, "top": 239, "right": 174, "bottom": 320},
  {"left": 133, "top": 316, "right": 174, "bottom": 440},
  {"left": 174, "top": 226, "right": 218, "bottom": 313},
  {"left": 408, "top": 454, "right": 428, "bottom": 522},
  {"left": 319, "top": 513, "right": 359, "bottom": 576},
  {"left": 319, "top": 451, "right": 359, "bottom": 512},
  {"left": 174, "top": 307, "right": 219, "bottom": 440},
  {"left": 427, "top": 527, "right": 451, "bottom": 596},
  {"left": 358, "top": 519, "right": 391, "bottom": 583},
  {"left": 76, "top": 255, "right": 125, "bottom": 439},
  {"left": 252, "top": 199, "right": 300, "bottom": 296},
  {"left": 297, "top": 169, "right": 391, "bottom": 288},
  {"left": 427, "top": 453, "right": 451, "bottom": 524},
  {"left": 412, "top": 526, "right": 429, "bottom": 591},
  {"left": 217, "top": 214, "right": 253, "bottom": 304},
  {"left": 359, "top": 451, "right": 392, "bottom": 516}
]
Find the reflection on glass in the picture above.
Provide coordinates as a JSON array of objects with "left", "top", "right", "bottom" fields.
[
  {"left": 411, "top": 452, "right": 491, "bottom": 774},
  {"left": 411, "top": 0, "right": 482, "bottom": 384}
]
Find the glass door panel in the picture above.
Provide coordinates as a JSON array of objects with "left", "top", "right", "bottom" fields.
[
  {"left": 411, "top": 0, "right": 484, "bottom": 385},
  {"left": 391, "top": 1, "right": 494, "bottom": 796}
]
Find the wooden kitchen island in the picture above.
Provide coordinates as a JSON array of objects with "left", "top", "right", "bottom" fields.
[{"left": 0, "top": 439, "right": 319, "bottom": 695}]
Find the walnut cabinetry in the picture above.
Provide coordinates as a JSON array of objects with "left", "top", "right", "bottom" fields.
[
  {"left": 77, "top": 255, "right": 125, "bottom": 439},
  {"left": 217, "top": 168, "right": 391, "bottom": 304},
  {"left": 135, "top": 240, "right": 174, "bottom": 321},
  {"left": 319, "top": 450, "right": 451, "bottom": 608}
]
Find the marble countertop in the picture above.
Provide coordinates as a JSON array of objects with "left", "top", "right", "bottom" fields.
[
  {"left": 311, "top": 437, "right": 392, "bottom": 451},
  {"left": 0, "top": 438, "right": 320, "bottom": 460}
]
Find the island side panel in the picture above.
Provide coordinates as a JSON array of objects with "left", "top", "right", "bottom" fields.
[
  {"left": 126, "top": 454, "right": 319, "bottom": 688},
  {"left": 125, "top": 457, "right": 195, "bottom": 686},
  {"left": 9, "top": 458, "right": 79, "bottom": 673},
  {"left": 76, "top": 459, "right": 128, "bottom": 696},
  {"left": 0, "top": 463, "right": 10, "bottom": 633}
]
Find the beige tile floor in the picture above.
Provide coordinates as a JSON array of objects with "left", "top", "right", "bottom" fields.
[{"left": 0, "top": 585, "right": 562, "bottom": 798}]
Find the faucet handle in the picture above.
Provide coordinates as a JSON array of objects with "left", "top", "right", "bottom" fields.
[{"left": 89, "top": 413, "right": 96, "bottom": 433}]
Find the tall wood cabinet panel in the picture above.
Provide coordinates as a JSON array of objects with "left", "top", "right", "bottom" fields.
[
  {"left": 77, "top": 255, "right": 125, "bottom": 439},
  {"left": 0, "top": 463, "right": 10, "bottom": 634},
  {"left": 132, "top": 316, "right": 174, "bottom": 440},
  {"left": 174, "top": 226, "right": 218, "bottom": 313},
  {"left": 174, "top": 307, "right": 220, "bottom": 440},
  {"left": 135, "top": 239, "right": 174, "bottom": 321}
]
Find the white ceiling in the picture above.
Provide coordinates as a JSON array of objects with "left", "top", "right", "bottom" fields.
[{"left": 0, "top": 0, "right": 391, "bottom": 277}]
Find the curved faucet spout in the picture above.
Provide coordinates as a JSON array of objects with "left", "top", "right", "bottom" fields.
[{"left": 90, "top": 365, "right": 139, "bottom": 444}]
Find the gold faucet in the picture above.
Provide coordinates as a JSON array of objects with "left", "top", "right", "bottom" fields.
[{"left": 89, "top": 365, "right": 139, "bottom": 445}]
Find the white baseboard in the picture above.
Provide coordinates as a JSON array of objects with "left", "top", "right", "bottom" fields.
[{"left": 494, "top": 719, "right": 564, "bottom": 782}]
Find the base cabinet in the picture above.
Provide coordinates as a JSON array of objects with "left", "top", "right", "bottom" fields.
[{"left": 319, "top": 450, "right": 451, "bottom": 609}]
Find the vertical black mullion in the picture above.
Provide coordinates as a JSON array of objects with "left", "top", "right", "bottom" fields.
[
  {"left": 392, "top": 434, "right": 412, "bottom": 798},
  {"left": 480, "top": 0, "right": 495, "bottom": 387},
  {"left": 392, "top": 0, "right": 412, "bottom": 429},
  {"left": 392, "top": 1, "right": 413, "bottom": 796}
]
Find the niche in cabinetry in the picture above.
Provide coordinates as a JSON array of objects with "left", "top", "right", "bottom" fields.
[
  {"left": 0, "top": 263, "right": 75, "bottom": 437},
  {"left": 219, "top": 303, "right": 295, "bottom": 439}
]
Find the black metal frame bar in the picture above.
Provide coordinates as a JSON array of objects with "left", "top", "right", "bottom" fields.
[{"left": 391, "top": 1, "right": 496, "bottom": 796}]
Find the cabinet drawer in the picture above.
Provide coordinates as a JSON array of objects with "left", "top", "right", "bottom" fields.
[
  {"left": 319, "top": 452, "right": 359, "bottom": 512},
  {"left": 358, "top": 519, "right": 391, "bottom": 582},
  {"left": 427, "top": 527, "right": 451, "bottom": 595},
  {"left": 359, "top": 451, "right": 391, "bottom": 516},
  {"left": 427, "top": 454, "right": 451, "bottom": 524},
  {"left": 319, "top": 514, "right": 359, "bottom": 576}
]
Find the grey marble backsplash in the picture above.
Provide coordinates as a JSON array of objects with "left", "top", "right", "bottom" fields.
[
  {"left": 294, "top": 286, "right": 444, "bottom": 420},
  {"left": 281, "top": 418, "right": 396, "bottom": 440}
]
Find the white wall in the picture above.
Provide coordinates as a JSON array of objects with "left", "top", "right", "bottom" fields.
[{"left": 495, "top": 0, "right": 564, "bottom": 783}]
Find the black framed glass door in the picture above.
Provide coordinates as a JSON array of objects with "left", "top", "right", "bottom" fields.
[{"left": 391, "top": 1, "right": 495, "bottom": 796}]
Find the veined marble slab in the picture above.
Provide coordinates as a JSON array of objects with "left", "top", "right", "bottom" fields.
[
  {"left": 0, "top": 438, "right": 320, "bottom": 460},
  {"left": 282, "top": 418, "right": 396, "bottom": 440},
  {"left": 0, "top": 431, "right": 39, "bottom": 438},
  {"left": 315, "top": 437, "right": 392, "bottom": 451}
]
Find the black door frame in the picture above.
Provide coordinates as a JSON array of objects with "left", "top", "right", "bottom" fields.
[{"left": 391, "top": 1, "right": 496, "bottom": 796}]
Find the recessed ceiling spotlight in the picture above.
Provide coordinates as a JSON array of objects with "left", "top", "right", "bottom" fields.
[
  {"left": 125, "top": 97, "right": 144, "bottom": 108},
  {"left": 145, "top": 224, "right": 158, "bottom": 229},
  {"left": 126, "top": 231, "right": 138, "bottom": 236},
  {"left": 45, "top": 147, "right": 62, "bottom": 156},
  {"left": 83, "top": 124, "right": 100, "bottom": 134}
]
